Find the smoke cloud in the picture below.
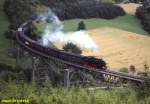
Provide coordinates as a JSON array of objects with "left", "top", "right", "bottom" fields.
[{"left": 37, "top": 9, "right": 98, "bottom": 51}]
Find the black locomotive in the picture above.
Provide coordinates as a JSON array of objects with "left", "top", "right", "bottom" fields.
[{"left": 81, "top": 56, "right": 107, "bottom": 70}]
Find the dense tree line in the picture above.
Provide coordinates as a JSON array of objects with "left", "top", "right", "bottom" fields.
[
  {"left": 3, "top": 0, "right": 39, "bottom": 29},
  {"left": 3, "top": 0, "right": 126, "bottom": 29},
  {"left": 3, "top": 0, "right": 126, "bottom": 41},
  {"left": 136, "top": 6, "right": 150, "bottom": 33},
  {"left": 39, "top": 0, "right": 126, "bottom": 20}
]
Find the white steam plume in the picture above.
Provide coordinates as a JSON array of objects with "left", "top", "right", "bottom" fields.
[{"left": 37, "top": 9, "right": 98, "bottom": 51}]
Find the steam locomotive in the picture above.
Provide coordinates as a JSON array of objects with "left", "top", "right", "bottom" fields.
[
  {"left": 81, "top": 56, "right": 107, "bottom": 70},
  {"left": 17, "top": 27, "right": 107, "bottom": 70}
]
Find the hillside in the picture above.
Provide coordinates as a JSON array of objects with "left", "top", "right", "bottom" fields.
[
  {"left": 84, "top": 3, "right": 150, "bottom": 71},
  {"left": 62, "top": 3, "right": 150, "bottom": 71},
  {"left": 0, "top": 0, "right": 15, "bottom": 66}
]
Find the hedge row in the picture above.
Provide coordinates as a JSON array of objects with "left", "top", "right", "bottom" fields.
[{"left": 136, "top": 6, "right": 150, "bottom": 34}]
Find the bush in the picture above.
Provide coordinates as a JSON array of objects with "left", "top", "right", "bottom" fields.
[
  {"left": 136, "top": 6, "right": 150, "bottom": 33},
  {"left": 0, "top": 63, "right": 33, "bottom": 82},
  {"left": 0, "top": 63, "right": 14, "bottom": 71},
  {"left": 133, "top": 77, "right": 150, "bottom": 99},
  {"left": 129, "top": 64, "right": 136, "bottom": 74},
  {"left": 133, "top": 64, "right": 150, "bottom": 99},
  {"left": 63, "top": 42, "right": 82, "bottom": 54},
  {"left": 4, "top": 30, "right": 16, "bottom": 40},
  {"left": 0, "top": 63, "right": 19, "bottom": 81},
  {"left": 77, "top": 21, "right": 86, "bottom": 31},
  {"left": 119, "top": 67, "right": 129, "bottom": 73}
]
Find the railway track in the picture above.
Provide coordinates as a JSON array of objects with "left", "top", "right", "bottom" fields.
[{"left": 15, "top": 21, "right": 146, "bottom": 84}]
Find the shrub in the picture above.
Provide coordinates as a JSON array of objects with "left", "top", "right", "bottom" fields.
[
  {"left": 0, "top": 63, "right": 14, "bottom": 71},
  {"left": 77, "top": 21, "right": 86, "bottom": 31},
  {"left": 119, "top": 67, "right": 129, "bottom": 73},
  {"left": 4, "top": 30, "right": 16, "bottom": 40},
  {"left": 129, "top": 64, "right": 136, "bottom": 74},
  {"left": 63, "top": 42, "right": 82, "bottom": 54},
  {"left": 133, "top": 64, "right": 150, "bottom": 99}
]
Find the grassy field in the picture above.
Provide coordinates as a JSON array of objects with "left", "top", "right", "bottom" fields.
[
  {"left": 63, "top": 3, "right": 148, "bottom": 36},
  {"left": 63, "top": 14, "right": 148, "bottom": 36},
  {"left": 0, "top": 0, "right": 15, "bottom": 66}
]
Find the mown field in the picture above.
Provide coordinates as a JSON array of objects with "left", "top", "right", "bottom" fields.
[{"left": 85, "top": 28, "right": 150, "bottom": 71}]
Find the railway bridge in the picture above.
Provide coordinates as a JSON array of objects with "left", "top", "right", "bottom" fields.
[{"left": 15, "top": 20, "right": 146, "bottom": 87}]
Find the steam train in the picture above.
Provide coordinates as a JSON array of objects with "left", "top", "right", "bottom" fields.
[{"left": 17, "top": 26, "right": 107, "bottom": 70}]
